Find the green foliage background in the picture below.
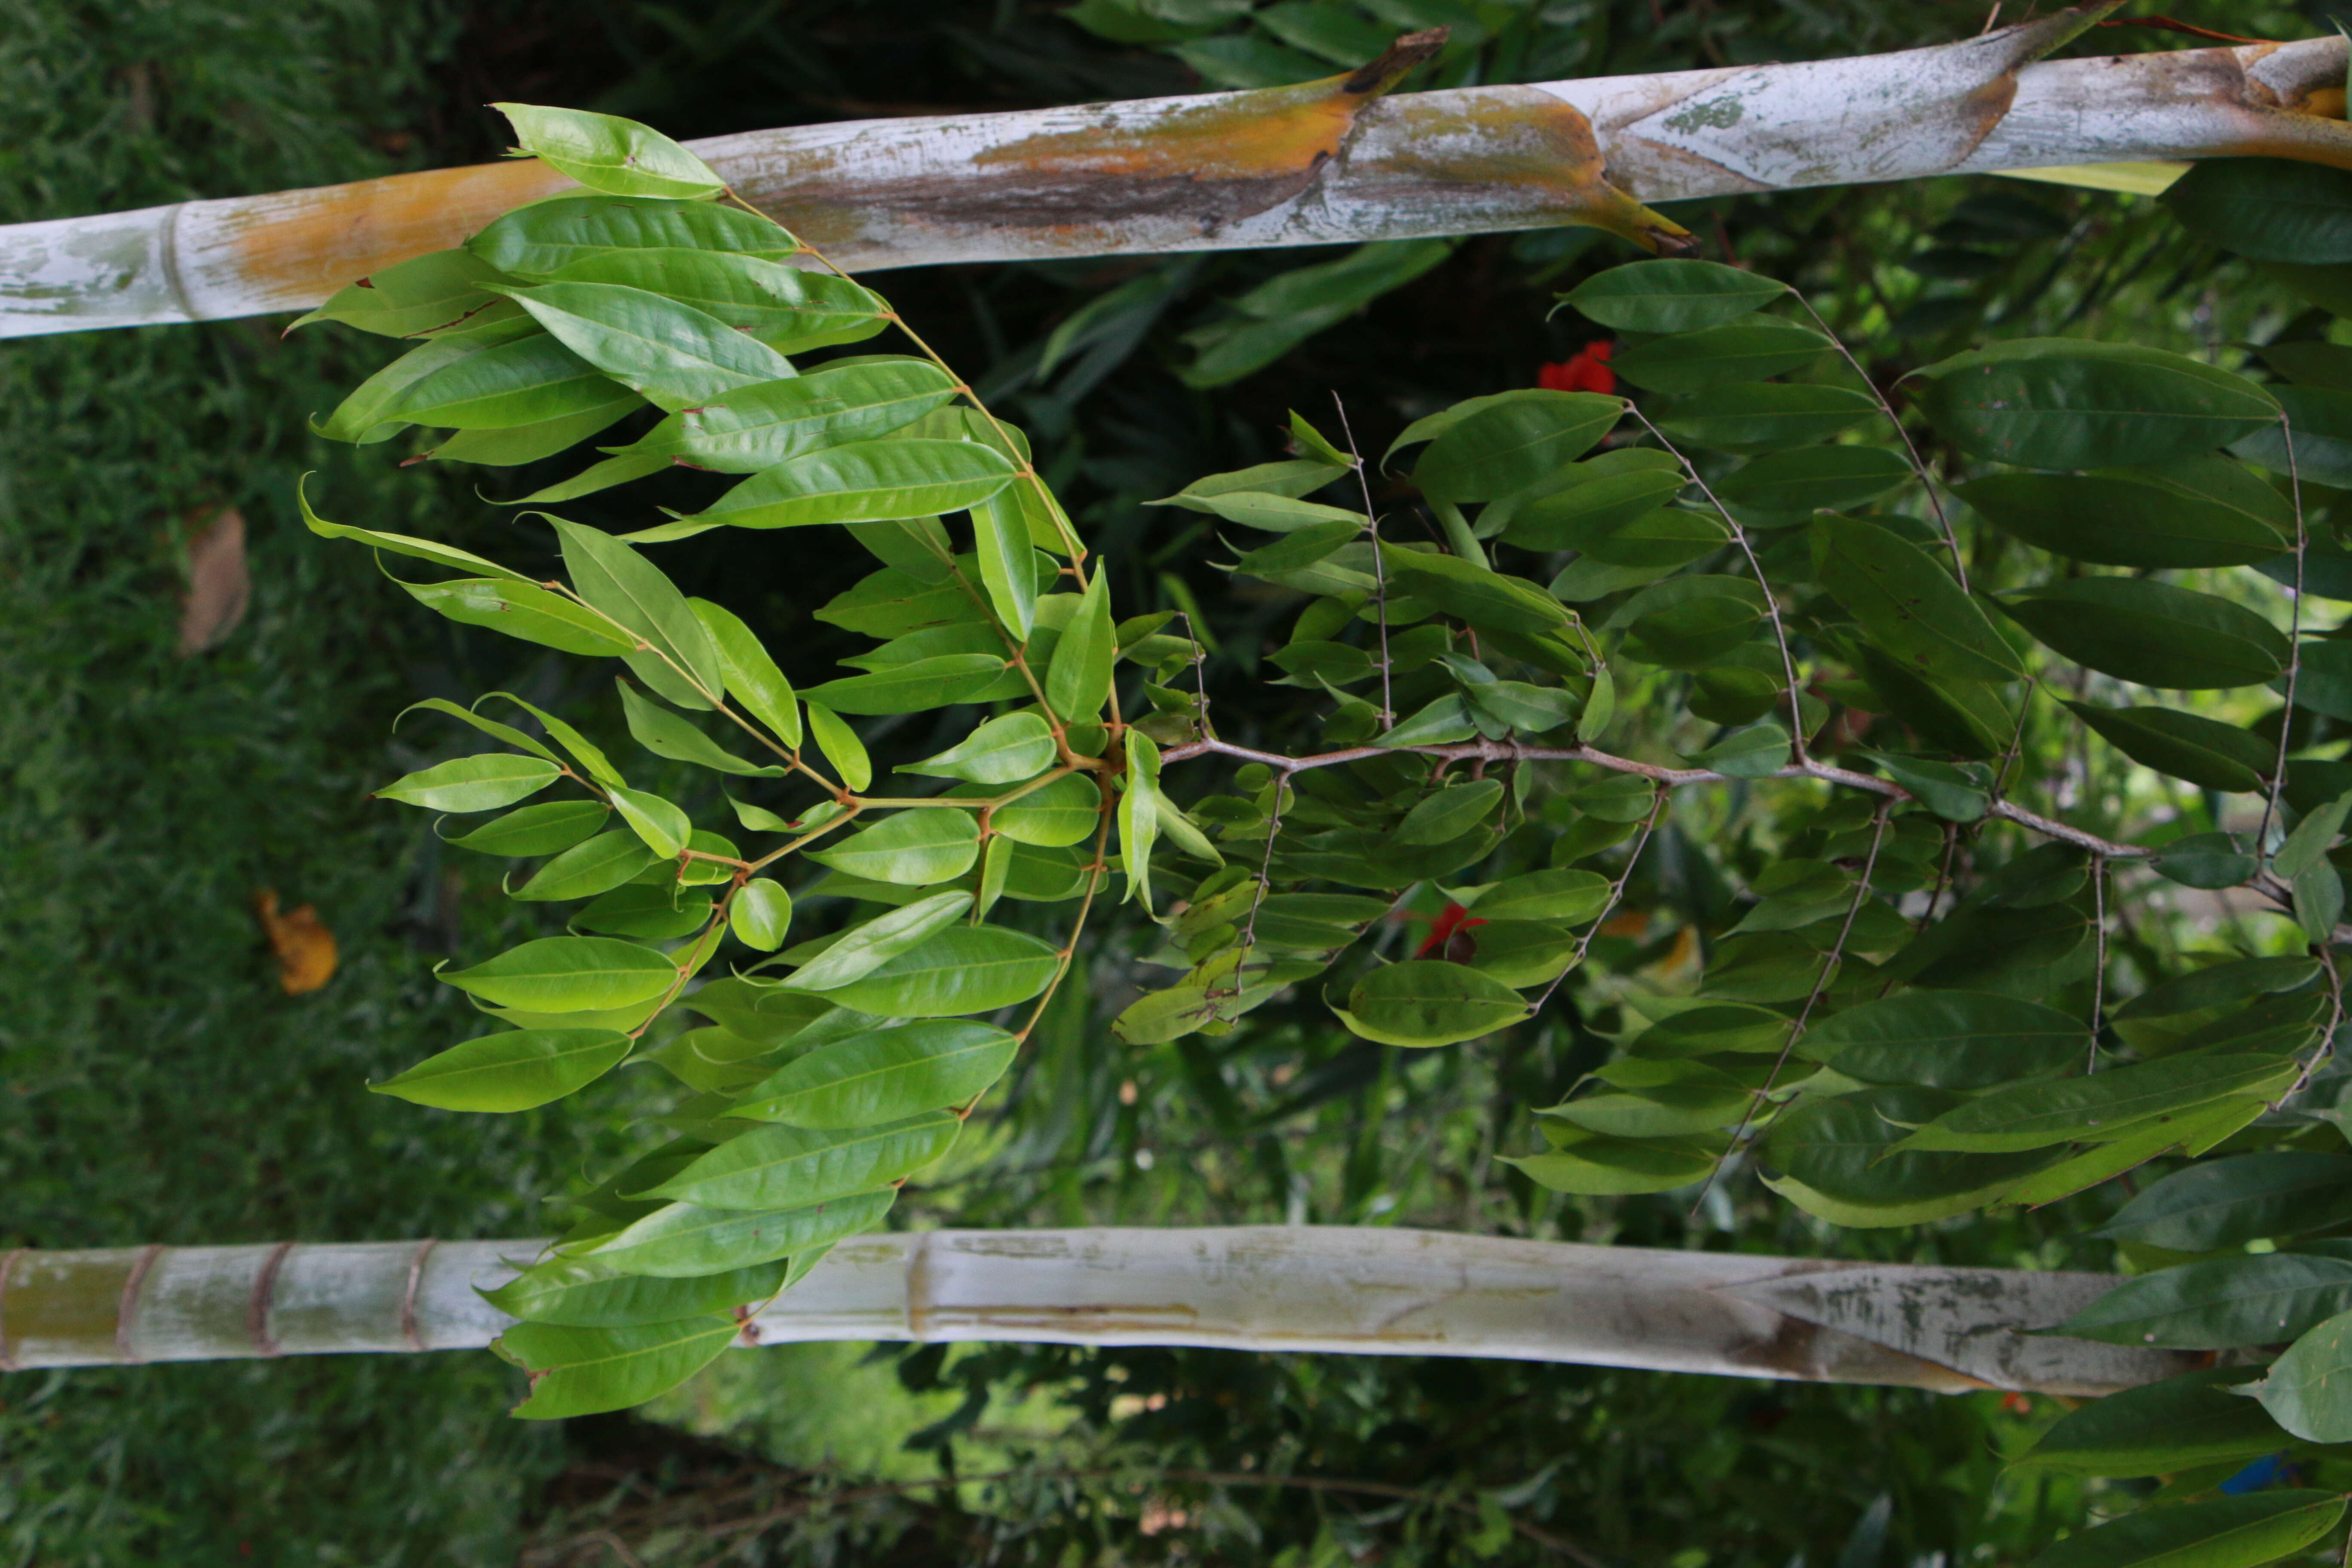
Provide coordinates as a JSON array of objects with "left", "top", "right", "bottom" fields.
[{"left": 4, "top": 0, "right": 2347, "bottom": 1564}]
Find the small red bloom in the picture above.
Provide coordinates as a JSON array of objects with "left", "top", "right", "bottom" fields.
[
  {"left": 1415, "top": 901, "right": 1488, "bottom": 962},
  {"left": 1538, "top": 340, "right": 1616, "bottom": 395}
]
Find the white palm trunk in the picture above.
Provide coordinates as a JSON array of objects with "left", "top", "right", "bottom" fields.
[
  {"left": 0, "top": 1228, "right": 2189, "bottom": 1397},
  {"left": 0, "top": 15, "right": 2344, "bottom": 340}
]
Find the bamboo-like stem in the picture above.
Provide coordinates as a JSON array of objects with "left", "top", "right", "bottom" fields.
[
  {"left": 3, "top": 21, "right": 2347, "bottom": 338},
  {"left": 0, "top": 1228, "right": 2192, "bottom": 1398}
]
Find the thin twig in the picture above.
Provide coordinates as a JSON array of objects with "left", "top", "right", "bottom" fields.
[
  {"left": 2260, "top": 408, "right": 2306, "bottom": 853},
  {"left": 1696, "top": 802, "right": 1893, "bottom": 1215},
  {"left": 1789, "top": 290, "right": 1965, "bottom": 591},
  {"left": 1533, "top": 787, "right": 1669, "bottom": 1014},
  {"left": 1332, "top": 392, "right": 1395, "bottom": 729},
  {"left": 2087, "top": 854, "right": 2108, "bottom": 1075},
  {"left": 1626, "top": 405, "right": 1810, "bottom": 761}
]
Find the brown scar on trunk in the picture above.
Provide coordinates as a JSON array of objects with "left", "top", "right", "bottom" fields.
[
  {"left": 227, "top": 159, "right": 574, "bottom": 303},
  {"left": 955, "top": 29, "right": 1452, "bottom": 235}
]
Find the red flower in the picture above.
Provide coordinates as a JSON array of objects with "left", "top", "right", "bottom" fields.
[
  {"left": 1538, "top": 340, "right": 1615, "bottom": 395},
  {"left": 1415, "top": 901, "right": 1488, "bottom": 962}
]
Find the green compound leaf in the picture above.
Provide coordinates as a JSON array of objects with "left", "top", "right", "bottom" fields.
[
  {"left": 1463, "top": 869, "right": 1609, "bottom": 924},
  {"left": 1913, "top": 339, "right": 2278, "bottom": 469},
  {"left": 730, "top": 1020, "right": 1017, "bottom": 1128},
  {"left": 494, "top": 103, "right": 726, "bottom": 200},
  {"left": 371, "top": 1028, "right": 632, "bottom": 1112},
  {"left": 1713, "top": 445, "right": 1912, "bottom": 514},
  {"left": 1395, "top": 780, "right": 1503, "bottom": 847},
  {"left": 2164, "top": 154, "right": 2352, "bottom": 263},
  {"left": 375, "top": 753, "right": 561, "bottom": 813},
  {"left": 1338, "top": 961, "right": 1530, "bottom": 1047},
  {"left": 440, "top": 936, "right": 677, "bottom": 1013},
  {"left": 2246, "top": 1308, "right": 2352, "bottom": 1442},
  {"left": 646, "top": 1112, "right": 961, "bottom": 1209},
  {"left": 502, "top": 1316, "right": 741, "bottom": 1421},
  {"left": 1653, "top": 383, "right": 1875, "bottom": 453},
  {"left": 618, "top": 680, "right": 784, "bottom": 777}
]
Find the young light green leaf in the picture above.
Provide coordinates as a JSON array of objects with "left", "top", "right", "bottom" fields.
[
  {"left": 1379, "top": 545, "right": 1571, "bottom": 637},
  {"left": 371, "top": 1028, "right": 632, "bottom": 1112},
  {"left": 577, "top": 882, "right": 711, "bottom": 941},
  {"left": 395, "top": 577, "right": 639, "bottom": 658},
  {"left": 617, "top": 680, "right": 782, "bottom": 777},
  {"left": 1376, "top": 692, "right": 1479, "bottom": 747},
  {"left": 689, "top": 599, "right": 801, "bottom": 750},
  {"left": 781, "top": 891, "right": 973, "bottom": 992},
  {"left": 1504, "top": 1133, "right": 1718, "bottom": 1196},
  {"left": 427, "top": 395, "right": 641, "bottom": 466},
  {"left": 646, "top": 1112, "right": 961, "bottom": 1210},
  {"left": 730, "top": 1020, "right": 1016, "bottom": 1128},
  {"left": 547, "top": 249, "right": 888, "bottom": 351},
  {"left": 502, "top": 1316, "right": 741, "bottom": 1420},
  {"left": 1121, "top": 729, "right": 1162, "bottom": 908},
  {"left": 494, "top": 282, "right": 794, "bottom": 411},
  {"left": 374, "top": 753, "right": 561, "bottom": 813},
  {"left": 990, "top": 773, "right": 1099, "bottom": 847},
  {"left": 511, "top": 830, "right": 661, "bottom": 902},
  {"left": 729, "top": 879, "right": 793, "bottom": 952},
  {"left": 395, "top": 697, "right": 563, "bottom": 768},
  {"left": 1045, "top": 570, "right": 1115, "bottom": 722},
  {"left": 803, "top": 702, "right": 870, "bottom": 791},
  {"left": 446, "top": 799, "right": 611, "bottom": 858},
  {"left": 608, "top": 784, "right": 691, "bottom": 859},
  {"left": 617, "top": 358, "right": 949, "bottom": 472},
  {"left": 470, "top": 194, "right": 796, "bottom": 276},
  {"left": 440, "top": 936, "right": 677, "bottom": 1013},
  {"left": 579, "top": 1187, "right": 895, "bottom": 1277},
  {"left": 821, "top": 925, "right": 1062, "bottom": 1017},
  {"left": 480, "top": 691, "right": 626, "bottom": 787},
  {"left": 973, "top": 487, "right": 1039, "bottom": 640},
  {"left": 548, "top": 515, "right": 726, "bottom": 709},
  {"left": 904, "top": 714, "right": 1056, "bottom": 785},
  {"left": 493, "top": 103, "right": 725, "bottom": 200},
  {"left": 484, "top": 1257, "right": 790, "bottom": 1329},
  {"left": 804, "top": 810, "right": 980, "bottom": 886}
]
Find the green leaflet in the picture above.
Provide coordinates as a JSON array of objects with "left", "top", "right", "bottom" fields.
[
  {"left": 693, "top": 438, "right": 1019, "bottom": 530},
  {"left": 439, "top": 936, "right": 677, "bottom": 1013},
  {"left": 618, "top": 680, "right": 783, "bottom": 776},
  {"left": 618, "top": 358, "right": 949, "bottom": 473},
  {"left": 484, "top": 1257, "right": 790, "bottom": 1329},
  {"left": 802, "top": 654, "right": 1008, "bottom": 715},
  {"left": 1653, "top": 383, "right": 1875, "bottom": 453},
  {"left": 2247, "top": 1308, "right": 2352, "bottom": 1442},
  {"left": 1608, "top": 318, "right": 1830, "bottom": 395},
  {"left": 730, "top": 1020, "right": 1017, "bottom": 1127},
  {"left": 686, "top": 978, "right": 839, "bottom": 1044},
  {"left": 428, "top": 394, "right": 641, "bottom": 466},
  {"left": 580, "top": 1187, "right": 896, "bottom": 1278},
  {"left": 495, "top": 103, "right": 725, "bottom": 199},
  {"left": 647, "top": 1112, "right": 961, "bottom": 1209},
  {"left": 289, "top": 247, "right": 512, "bottom": 337},
  {"left": 1120, "top": 729, "right": 1163, "bottom": 909},
  {"left": 2000, "top": 578, "right": 2288, "bottom": 690},
  {"left": 495, "top": 281, "right": 796, "bottom": 411},
  {"left": 972, "top": 488, "right": 1040, "bottom": 639},
  {"left": 374, "top": 753, "right": 560, "bottom": 813},
  {"left": 608, "top": 784, "right": 691, "bottom": 858},
  {"left": 1796, "top": 991, "right": 2083, "bottom": 1089},
  {"left": 502, "top": 1316, "right": 740, "bottom": 1420},
  {"left": 2096, "top": 1152, "right": 2352, "bottom": 1250},
  {"left": 316, "top": 317, "right": 541, "bottom": 444},
  {"left": 1812, "top": 514, "right": 2021, "bottom": 683},
  {"left": 804, "top": 810, "right": 980, "bottom": 886},
  {"left": 729, "top": 879, "right": 793, "bottom": 951},
  {"left": 991, "top": 774, "right": 1100, "bottom": 847},
  {"left": 1761, "top": 1087, "right": 2054, "bottom": 1227},
  {"left": 2054, "top": 1254, "right": 2352, "bottom": 1350},
  {"left": 1376, "top": 693, "right": 1478, "bottom": 747},
  {"left": 1411, "top": 391, "right": 1621, "bottom": 502},
  {"left": 446, "top": 800, "right": 611, "bottom": 858},
  {"left": 905, "top": 714, "right": 1056, "bottom": 785},
  {"left": 2018, "top": 1492, "right": 2342, "bottom": 1568},
  {"left": 692, "top": 599, "right": 801, "bottom": 750},
  {"left": 371, "top": 1028, "right": 632, "bottom": 1112},
  {"left": 1890, "top": 1054, "right": 2295, "bottom": 1154},
  {"left": 1542, "top": 1059, "right": 1751, "bottom": 1139},
  {"left": 820, "top": 925, "right": 1062, "bottom": 1017},
  {"left": 2166, "top": 155, "right": 2352, "bottom": 263},
  {"left": 396, "top": 577, "right": 639, "bottom": 658},
  {"left": 481, "top": 692, "right": 626, "bottom": 786},
  {"left": 804, "top": 703, "right": 871, "bottom": 791},
  {"left": 1504, "top": 1131, "right": 1718, "bottom": 1195},
  {"left": 1338, "top": 960, "right": 1530, "bottom": 1047},
  {"left": 2064, "top": 701, "right": 2274, "bottom": 793},
  {"left": 470, "top": 196, "right": 799, "bottom": 276},
  {"left": 2011, "top": 1367, "right": 2284, "bottom": 1476},
  {"left": 580, "top": 882, "right": 711, "bottom": 941},
  {"left": 386, "top": 331, "right": 625, "bottom": 429},
  {"left": 781, "top": 891, "right": 973, "bottom": 992},
  {"left": 1461, "top": 869, "right": 1609, "bottom": 924},
  {"left": 511, "top": 830, "right": 661, "bottom": 902},
  {"left": 298, "top": 476, "right": 532, "bottom": 583},
  {"left": 1045, "top": 570, "right": 1115, "bottom": 723},
  {"left": 545, "top": 250, "right": 890, "bottom": 353},
  {"left": 549, "top": 517, "right": 727, "bottom": 709},
  {"left": 1378, "top": 545, "right": 1571, "bottom": 637},
  {"left": 1712, "top": 445, "right": 1912, "bottom": 514},
  {"left": 1912, "top": 339, "right": 2278, "bottom": 469},
  {"left": 1395, "top": 781, "right": 1502, "bottom": 846},
  {"left": 1558, "top": 258, "right": 1787, "bottom": 333},
  {"left": 1954, "top": 461, "right": 2289, "bottom": 569}
]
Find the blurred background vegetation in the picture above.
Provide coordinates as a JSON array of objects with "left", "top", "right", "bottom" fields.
[{"left": 2, "top": 0, "right": 2343, "bottom": 1562}]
